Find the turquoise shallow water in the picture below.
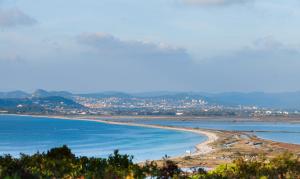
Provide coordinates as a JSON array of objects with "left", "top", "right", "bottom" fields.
[
  {"left": 0, "top": 115, "right": 204, "bottom": 162},
  {"left": 127, "top": 119, "right": 300, "bottom": 144}
]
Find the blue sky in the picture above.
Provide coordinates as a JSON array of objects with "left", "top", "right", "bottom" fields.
[{"left": 0, "top": 0, "right": 300, "bottom": 92}]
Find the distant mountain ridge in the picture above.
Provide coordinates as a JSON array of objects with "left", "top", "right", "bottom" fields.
[
  {"left": 0, "top": 90, "right": 73, "bottom": 99},
  {"left": 0, "top": 90, "right": 300, "bottom": 109},
  {"left": 0, "top": 96, "right": 83, "bottom": 114},
  {"left": 0, "top": 91, "right": 30, "bottom": 99},
  {"left": 0, "top": 96, "right": 82, "bottom": 108},
  {"left": 32, "top": 89, "right": 73, "bottom": 98},
  {"left": 78, "top": 91, "right": 132, "bottom": 98}
]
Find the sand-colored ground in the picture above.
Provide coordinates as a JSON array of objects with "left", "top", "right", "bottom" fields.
[
  {"left": 6, "top": 114, "right": 219, "bottom": 155},
  {"left": 40, "top": 116, "right": 220, "bottom": 155},
  {"left": 35, "top": 115, "right": 300, "bottom": 168},
  {"left": 163, "top": 130, "right": 300, "bottom": 168},
  {"left": 3, "top": 114, "right": 300, "bottom": 168},
  {"left": 90, "top": 120, "right": 219, "bottom": 155}
]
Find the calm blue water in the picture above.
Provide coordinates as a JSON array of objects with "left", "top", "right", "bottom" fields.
[
  {"left": 123, "top": 119, "right": 300, "bottom": 145},
  {"left": 0, "top": 115, "right": 204, "bottom": 162}
]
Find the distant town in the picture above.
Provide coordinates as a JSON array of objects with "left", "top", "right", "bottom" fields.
[{"left": 0, "top": 89, "right": 300, "bottom": 119}]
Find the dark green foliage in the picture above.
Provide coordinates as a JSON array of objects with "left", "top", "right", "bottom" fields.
[
  {"left": 1, "top": 146, "right": 300, "bottom": 179},
  {"left": 193, "top": 152, "right": 300, "bottom": 179},
  {"left": 158, "top": 160, "right": 181, "bottom": 178},
  {"left": 105, "top": 150, "right": 139, "bottom": 178},
  {"left": 142, "top": 159, "right": 184, "bottom": 179},
  {"left": 0, "top": 146, "right": 141, "bottom": 179}
]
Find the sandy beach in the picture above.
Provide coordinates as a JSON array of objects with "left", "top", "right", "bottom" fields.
[
  {"left": 91, "top": 119, "right": 219, "bottom": 156},
  {"left": 2, "top": 114, "right": 300, "bottom": 168},
  {"left": 1, "top": 114, "right": 219, "bottom": 156},
  {"left": 51, "top": 116, "right": 219, "bottom": 156}
]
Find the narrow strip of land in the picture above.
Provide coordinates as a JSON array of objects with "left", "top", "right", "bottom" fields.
[
  {"left": 46, "top": 116, "right": 219, "bottom": 156},
  {"left": 5, "top": 114, "right": 300, "bottom": 168},
  {"left": 7, "top": 114, "right": 219, "bottom": 156},
  {"left": 97, "top": 119, "right": 219, "bottom": 155}
]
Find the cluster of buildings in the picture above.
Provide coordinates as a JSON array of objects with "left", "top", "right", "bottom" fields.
[
  {"left": 71, "top": 96, "right": 298, "bottom": 117},
  {"left": 74, "top": 96, "right": 208, "bottom": 111},
  {"left": 1, "top": 94, "right": 299, "bottom": 118}
]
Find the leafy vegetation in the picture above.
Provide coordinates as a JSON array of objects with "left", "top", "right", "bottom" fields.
[
  {"left": 193, "top": 152, "right": 300, "bottom": 179},
  {"left": 0, "top": 146, "right": 299, "bottom": 179}
]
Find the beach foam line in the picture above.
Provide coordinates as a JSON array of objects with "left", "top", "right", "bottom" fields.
[
  {"left": 55, "top": 116, "right": 219, "bottom": 156},
  {"left": 1, "top": 114, "right": 219, "bottom": 156}
]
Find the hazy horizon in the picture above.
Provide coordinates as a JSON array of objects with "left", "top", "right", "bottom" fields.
[
  {"left": 1, "top": 0, "right": 300, "bottom": 92},
  {"left": 1, "top": 89, "right": 300, "bottom": 95}
]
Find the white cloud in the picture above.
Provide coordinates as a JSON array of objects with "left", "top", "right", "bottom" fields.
[
  {"left": 2, "top": 32, "right": 300, "bottom": 92},
  {"left": 77, "top": 32, "right": 189, "bottom": 61},
  {"left": 0, "top": 32, "right": 195, "bottom": 92},
  {"left": 194, "top": 38, "right": 300, "bottom": 91},
  {"left": 0, "top": 8, "right": 37, "bottom": 27}
]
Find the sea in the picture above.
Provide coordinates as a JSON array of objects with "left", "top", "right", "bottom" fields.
[
  {"left": 0, "top": 115, "right": 203, "bottom": 162},
  {"left": 127, "top": 118, "right": 300, "bottom": 145},
  {"left": 1, "top": 115, "right": 300, "bottom": 162}
]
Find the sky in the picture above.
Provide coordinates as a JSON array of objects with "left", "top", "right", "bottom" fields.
[{"left": 0, "top": 0, "right": 300, "bottom": 93}]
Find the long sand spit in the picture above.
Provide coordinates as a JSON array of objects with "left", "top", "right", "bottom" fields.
[
  {"left": 4, "top": 114, "right": 300, "bottom": 168},
  {"left": 3, "top": 114, "right": 218, "bottom": 156},
  {"left": 89, "top": 119, "right": 219, "bottom": 156}
]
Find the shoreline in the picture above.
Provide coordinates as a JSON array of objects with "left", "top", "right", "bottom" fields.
[
  {"left": 0, "top": 114, "right": 219, "bottom": 157},
  {"left": 2, "top": 114, "right": 300, "bottom": 168},
  {"left": 2, "top": 113, "right": 300, "bottom": 150},
  {"left": 2, "top": 113, "right": 300, "bottom": 123}
]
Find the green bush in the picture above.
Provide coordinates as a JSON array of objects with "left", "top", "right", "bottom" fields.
[
  {"left": 1, "top": 146, "right": 299, "bottom": 179},
  {"left": 193, "top": 152, "right": 300, "bottom": 179}
]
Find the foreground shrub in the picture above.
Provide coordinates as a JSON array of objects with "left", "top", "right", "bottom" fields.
[
  {"left": 1, "top": 146, "right": 300, "bottom": 179},
  {"left": 193, "top": 152, "right": 300, "bottom": 179},
  {"left": 0, "top": 146, "right": 143, "bottom": 179}
]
